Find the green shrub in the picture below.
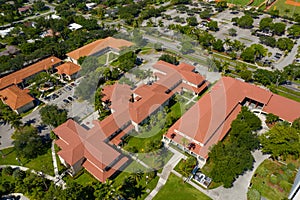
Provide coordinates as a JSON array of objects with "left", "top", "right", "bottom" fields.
[
  {"left": 247, "top": 188, "right": 261, "bottom": 200},
  {"left": 13, "top": 168, "right": 26, "bottom": 180},
  {"left": 279, "top": 180, "right": 291, "bottom": 192},
  {"left": 256, "top": 167, "right": 269, "bottom": 177},
  {"left": 269, "top": 174, "right": 278, "bottom": 184},
  {"left": 287, "top": 163, "right": 296, "bottom": 171},
  {"left": 278, "top": 173, "right": 288, "bottom": 181},
  {"left": 2, "top": 167, "right": 13, "bottom": 176}
]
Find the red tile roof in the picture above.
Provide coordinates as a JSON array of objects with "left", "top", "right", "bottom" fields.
[
  {"left": 53, "top": 119, "right": 129, "bottom": 182},
  {"left": 153, "top": 60, "right": 206, "bottom": 91},
  {"left": 0, "top": 56, "right": 62, "bottom": 90},
  {"left": 166, "top": 76, "right": 300, "bottom": 159},
  {"left": 0, "top": 85, "right": 34, "bottom": 110},
  {"left": 66, "top": 37, "right": 133, "bottom": 61},
  {"left": 56, "top": 62, "right": 81, "bottom": 76}
]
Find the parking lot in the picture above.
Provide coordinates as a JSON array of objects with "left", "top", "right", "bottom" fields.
[{"left": 42, "top": 79, "right": 94, "bottom": 122}]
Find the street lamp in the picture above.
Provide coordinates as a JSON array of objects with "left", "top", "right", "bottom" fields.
[
  {"left": 146, "top": 175, "right": 149, "bottom": 185},
  {"left": 16, "top": 157, "right": 22, "bottom": 166}
]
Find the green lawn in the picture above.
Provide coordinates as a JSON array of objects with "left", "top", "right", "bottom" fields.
[
  {"left": 0, "top": 147, "right": 54, "bottom": 176},
  {"left": 269, "top": 0, "right": 300, "bottom": 18},
  {"left": 112, "top": 161, "right": 160, "bottom": 200},
  {"left": 226, "top": 0, "right": 251, "bottom": 6},
  {"left": 153, "top": 174, "right": 212, "bottom": 200},
  {"left": 248, "top": 159, "right": 297, "bottom": 200},
  {"left": 251, "top": 0, "right": 266, "bottom": 6}
]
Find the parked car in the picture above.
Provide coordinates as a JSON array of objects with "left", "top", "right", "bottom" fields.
[
  {"left": 63, "top": 99, "right": 70, "bottom": 104},
  {"left": 67, "top": 96, "right": 74, "bottom": 101},
  {"left": 65, "top": 86, "right": 72, "bottom": 91}
]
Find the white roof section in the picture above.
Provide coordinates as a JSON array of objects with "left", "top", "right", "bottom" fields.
[
  {"left": 0, "top": 27, "right": 14, "bottom": 38},
  {"left": 68, "top": 23, "right": 83, "bottom": 31},
  {"left": 46, "top": 14, "right": 61, "bottom": 19}
]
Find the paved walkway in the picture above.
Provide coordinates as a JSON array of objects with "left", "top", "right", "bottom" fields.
[
  {"left": 145, "top": 147, "right": 186, "bottom": 200},
  {"left": 185, "top": 95, "right": 198, "bottom": 105},
  {"left": 171, "top": 150, "right": 269, "bottom": 200},
  {"left": 51, "top": 140, "right": 59, "bottom": 177},
  {"left": 0, "top": 165, "right": 66, "bottom": 188}
]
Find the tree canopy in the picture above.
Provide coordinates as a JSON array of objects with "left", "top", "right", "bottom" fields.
[
  {"left": 39, "top": 105, "right": 68, "bottom": 128},
  {"left": 236, "top": 15, "right": 253, "bottom": 29},
  {"left": 207, "top": 107, "right": 261, "bottom": 187},
  {"left": 12, "top": 126, "right": 45, "bottom": 159},
  {"left": 260, "top": 124, "right": 300, "bottom": 159},
  {"left": 158, "top": 54, "right": 179, "bottom": 65}
]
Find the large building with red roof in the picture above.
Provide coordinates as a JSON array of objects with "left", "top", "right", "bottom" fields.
[
  {"left": 66, "top": 37, "right": 133, "bottom": 65},
  {"left": 53, "top": 60, "right": 208, "bottom": 182},
  {"left": 163, "top": 77, "right": 300, "bottom": 166}
]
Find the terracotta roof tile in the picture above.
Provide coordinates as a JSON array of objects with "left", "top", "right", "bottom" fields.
[
  {"left": 0, "top": 85, "right": 34, "bottom": 110},
  {"left": 56, "top": 62, "right": 81, "bottom": 76},
  {"left": 0, "top": 56, "right": 62, "bottom": 90},
  {"left": 66, "top": 37, "right": 133, "bottom": 61},
  {"left": 166, "top": 76, "right": 300, "bottom": 159}
]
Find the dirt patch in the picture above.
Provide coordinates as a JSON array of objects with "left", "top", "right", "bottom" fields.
[{"left": 285, "top": 0, "right": 300, "bottom": 6}]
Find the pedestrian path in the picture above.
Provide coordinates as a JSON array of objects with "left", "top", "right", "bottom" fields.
[
  {"left": 51, "top": 140, "right": 59, "bottom": 177},
  {"left": 0, "top": 165, "right": 66, "bottom": 188},
  {"left": 145, "top": 147, "right": 186, "bottom": 200}
]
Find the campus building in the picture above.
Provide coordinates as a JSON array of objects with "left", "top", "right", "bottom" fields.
[
  {"left": 53, "top": 60, "right": 208, "bottom": 182},
  {"left": 0, "top": 85, "right": 34, "bottom": 114},
  {"left": 163, "top": 77, "right": 300, "bottom": 166},
  {"left": 56, "top": 62, "right": 81, "bottom": 80},
  {"left": 66, "top": 37, "right": 134, "bottom": 65},
  {"left": 0, "top": 56, "right": 81, "bottom": 113}
]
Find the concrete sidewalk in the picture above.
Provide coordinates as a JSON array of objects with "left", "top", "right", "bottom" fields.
[{"left": 145, "top": 147, "right": 186, "bottom": 200}]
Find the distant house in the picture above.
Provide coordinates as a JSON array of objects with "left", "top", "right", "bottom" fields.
[
  {"left": 0, "top": 45, "right": 20, "bottom": 57},
  {"left": 0, "top": 27, "right": 14, "bottom": 38},
  {"left": 56, "top": 62, "right": 81, "bottom": 80},
  {"left": 66, "top": 37, "right": 133, "bottom": 65},
  {"left": 45, "top": 14, "right": 61, "bottom": 20},
  {"left": 18, "top": 5, "right": 32, "bottom": 15},
  {"left": 0, "top": 85, "right": 34, "bottom": 114},
  {"left": 86, "top": 2, "right": 97, "bottom": 10},
  {"left": 68, "top": 23, "right": 83, "bottom": 31}
]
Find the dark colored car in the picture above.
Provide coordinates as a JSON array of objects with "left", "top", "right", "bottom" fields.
[
  {"left": 63, "top": 99, "right": 70, "bottom": 104},
  {"left": 67, "top": 96, "right": 74, "bottom": 101}
]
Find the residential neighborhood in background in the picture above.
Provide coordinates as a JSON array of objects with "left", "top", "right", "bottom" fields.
[{"left": 0, "top": 0, "right": 300, "bottom": 200}]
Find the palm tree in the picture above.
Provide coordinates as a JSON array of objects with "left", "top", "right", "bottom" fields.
[{"left": 130, "top": 170, "right": 143, "bottom": 183}]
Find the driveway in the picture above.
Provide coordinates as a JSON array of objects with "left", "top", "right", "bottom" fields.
[{"left": 0, "top": 123, "right": 14, "bottom": 150}]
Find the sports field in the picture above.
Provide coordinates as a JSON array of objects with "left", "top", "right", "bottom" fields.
[
  {"left": 226, "top": 0, "right": 251, "bottom": 6},
  {"left": 251, "top": 0, "right": 266, "bottom": 6},
  {"left": 268, "top": 0, "right": 300, "bottom": 18}
]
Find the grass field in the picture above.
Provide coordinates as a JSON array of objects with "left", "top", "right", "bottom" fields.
[
  {"left": 269, "top": 0, "right": 300, "bottom": 18},
  {"left": 251, "top": 0, "right": 266, "bottom": 6},
  {"left": 153, "top": 174, "right": 212, "bottom": 200},
  {"left": 112, "top": 161, "right": 160, "bottom": 200},
  {"left": 0, "top": 147, "right": 54, "bottom": 176},
  {"left": 226, "top": 0, "right": 251, "bottom": 6},
  {"left": 248, "top": 159, "right": 297, "bottom": 200}
]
